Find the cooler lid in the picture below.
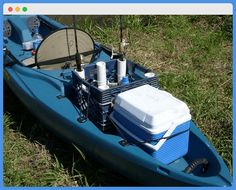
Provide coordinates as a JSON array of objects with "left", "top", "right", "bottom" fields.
[{"left": 114, "top": 85, "right": 191, "bottom": 134}]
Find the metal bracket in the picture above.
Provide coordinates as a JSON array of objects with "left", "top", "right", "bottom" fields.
[
  {"left": 77, "top": 115, "right": 87, "bottom": 123},
  {"left": 119, "top": 139, "right": 130, "bottom": 147},
  {"left": 56, "top": 95, "right": 65, "bottom": 99}
]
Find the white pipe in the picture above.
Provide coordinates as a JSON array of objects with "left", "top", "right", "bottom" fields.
[
  {"left": 75, "top": 69, "right": 85, "bottom": 79},
  {"left": 74, "top": 68, "right": 86, "bottom": 90},
  {"left": 96, "top": 61, "right": 107, "bottom": 89},
  {"left": 144, "top": 72, "right": 155, "bottom": 78},
  {"left": 117, "top": 58, "right": 126, "bottom": 83}
]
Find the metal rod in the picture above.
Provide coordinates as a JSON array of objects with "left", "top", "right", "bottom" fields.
[
  {"left": 119, "top": 15, "right": 124, "bottom": 60},
  {"left": 72, "top": 15, "right": 82, "bottom": 71},
  {"left": 120, "top": 15, "right": 123, "bottom": 44}
]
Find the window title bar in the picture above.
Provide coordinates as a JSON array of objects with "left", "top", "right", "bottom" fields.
[{"left": 4, "top": 3, "right": 233, "bottom": 15}]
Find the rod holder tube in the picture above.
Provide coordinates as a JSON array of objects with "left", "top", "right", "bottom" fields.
[
  {"left": 117, "top": 58, "right": 127, "bottom": 83},
  {"left": 96, "top": 61, "right": 107, "bottom": 89}
]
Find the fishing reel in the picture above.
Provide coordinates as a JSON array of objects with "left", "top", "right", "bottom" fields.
[
  {"left": 4, "top": 20, "right": 12, "bottom": 38},
  {"left": 119, "top": 38, "right": 129, "bottom": 55},
  {"left": 3, "top": 20, "right": 12, "bottom": 66},
  {"left": 27, "top": 16, "right": 40, "bottom": 32},
  {"left": 109, "top": 39, "right": 129, "bottom": 60}
]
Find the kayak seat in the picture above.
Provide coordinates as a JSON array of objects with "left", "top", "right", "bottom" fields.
[
  {"left": 35, "top": 28, "right": 95, "bottom": 70},
  {"left": 7, "top": 16, "right": 38, "bottom": 45}
]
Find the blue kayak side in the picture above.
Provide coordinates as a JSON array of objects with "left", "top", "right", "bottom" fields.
[
  {"left": 3, "top": 15, "right": 232, "bottom": 186},
  {"left": 4, "top": 64, "right": 232, "bottom": 186}
]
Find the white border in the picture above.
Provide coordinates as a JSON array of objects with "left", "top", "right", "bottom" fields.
[{"left": 3, "top": 3, "right": 233, "bottom": 15}]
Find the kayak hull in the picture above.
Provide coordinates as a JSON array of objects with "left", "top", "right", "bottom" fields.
[
  {"left": 4, "top": 64, "right": 232, "bottom": 186},
  {"left": 3, "top": 15, "right": 232, "bottom": 186}
]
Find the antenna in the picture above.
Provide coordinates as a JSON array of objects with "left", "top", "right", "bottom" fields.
[
  {"left": 72, "top": 15, "right": 82, "bottom": 71},
  {"left": 120, "top": 15, "right": 123, "bottom": 47},
  {"left": 119, "top": 15, "right": 124, "bottom": 58},
  {"left": 119, "top": 15, "right": 128, "bottom": 61}
]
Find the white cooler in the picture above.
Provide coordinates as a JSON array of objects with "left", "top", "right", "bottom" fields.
[{"left": 110, "top": 85, "right": 191, "bottom": 164}]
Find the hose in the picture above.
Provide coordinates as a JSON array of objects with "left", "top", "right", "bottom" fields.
[{"left": 184, "top": 158, "right": 209, "bottom": 174}]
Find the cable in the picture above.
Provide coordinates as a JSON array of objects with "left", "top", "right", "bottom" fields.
[
  {"left": 72, "top": 16, "right": 82, "bottom": 71},
  {"left": 184, "top": 158, "right": 209, "bottom": 174}
]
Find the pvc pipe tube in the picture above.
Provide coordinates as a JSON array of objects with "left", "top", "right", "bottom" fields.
[
  {"left": 96, "top": 61, "right": 107, "bottom": 88},
  {"left": 74, "top": 68, "right": 87, "bottom": 90},
  {"left": 144, "top": 72, "right": 155, "bottom": 78},
  {"left": 98, "top": 85, "right": 109, "bottom": 90},
  {"left": 117, "top": 58, "right": 126, "bottom": 83},
  {"left": 75, "top": 69, "right": 85, "bottom": 79}
]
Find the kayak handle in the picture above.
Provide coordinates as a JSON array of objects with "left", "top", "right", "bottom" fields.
[{"left": 184, "top": 158, "right": 209, "bottom": 174}]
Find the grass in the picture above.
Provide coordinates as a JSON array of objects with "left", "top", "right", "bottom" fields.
[
  {"left": 4, "top": 15, "right": 232, "bottom": 186},
  {"left": 4, "top": 85, "right": 137, "bottom": 186}
]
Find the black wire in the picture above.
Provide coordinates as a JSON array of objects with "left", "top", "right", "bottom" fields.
[
  {"left": 120, "top": 15, "right": 123, "bottom": 43},
  {"left": 72, "top": 16, "right": 82, "bottom": 71},
  {"left": 119, "top": 15, "right": 125, "bottom": 60},
  {"left": 184, "top": 158, "right": 209, "bottom": 174}
]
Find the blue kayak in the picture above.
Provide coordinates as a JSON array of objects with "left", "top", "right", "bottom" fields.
[{"left": 3, "top": 15, "right": 232, "bottom": 186}]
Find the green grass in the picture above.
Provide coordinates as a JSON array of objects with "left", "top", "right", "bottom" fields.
[
  {"left": 4, "top": 85, "right": 136, "bottom": 186},
  {"left": 4, "top": 15, "right": 232, "bottom": 186}
]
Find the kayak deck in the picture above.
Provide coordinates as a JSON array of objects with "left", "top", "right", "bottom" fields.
[{"left": 4, "top": 64, "right": 232, "bottom": 186}]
